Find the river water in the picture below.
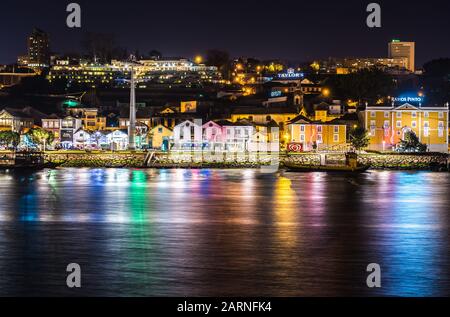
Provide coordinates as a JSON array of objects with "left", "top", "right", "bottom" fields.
[{"left": 0, "top": 168, "right": 449, "bottom": 296}]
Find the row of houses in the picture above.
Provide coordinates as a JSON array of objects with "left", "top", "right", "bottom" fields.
[{"left": 1, "top": 100, "right": 449, "bottom": 153}]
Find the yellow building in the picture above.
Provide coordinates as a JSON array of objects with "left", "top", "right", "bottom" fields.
[
  {"left": 230, "top": 106, "right": 299, "bottom": 133},
  {"left": 150, "top": 124, "right": 173, "bottom": 150},
  {"left": 287, "top": 115, "right": 347, "bottom": 151},
  {"left": 66, "top": 107, "right": 106, "bottom": 131},
  {"left": 362, "top": 103, "right": 449, "bottom": 153}
]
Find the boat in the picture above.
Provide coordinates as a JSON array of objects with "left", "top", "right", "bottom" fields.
[
  {"left": 283, "top": 152, "right": 370, "bottom": 173},
  {"left": 283, "top": 162, "right": 370, "bottom": 172},
  {"left": 0, "top": 152, "right": 60, "bottom": 170}
]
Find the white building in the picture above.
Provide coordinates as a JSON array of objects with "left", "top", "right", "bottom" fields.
[{"left": 173, "top": 120, "right": 203, "bottom": 150}]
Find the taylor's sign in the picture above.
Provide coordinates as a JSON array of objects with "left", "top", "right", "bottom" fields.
[{"left": 277, "top": 68, "right": 304, "bottom": 79}]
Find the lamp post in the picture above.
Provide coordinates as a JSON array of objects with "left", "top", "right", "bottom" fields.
[{"left": 128, "top": 64, "right": 137, "bottom": 151}]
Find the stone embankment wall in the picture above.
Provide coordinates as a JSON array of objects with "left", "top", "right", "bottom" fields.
[{"left": 44, "top": 152, "right": 449, "bottom": 170}]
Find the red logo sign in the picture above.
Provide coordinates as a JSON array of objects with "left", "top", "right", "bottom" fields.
[{"left": 287, "top": 143, "right": 303, "bottom": 152}]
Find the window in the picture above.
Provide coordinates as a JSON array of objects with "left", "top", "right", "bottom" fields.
[
  {"left": 43, "top": 121, "right": 48, "bottom": 128},
  {"left": 370, "top": 111, "right": 376, "bottom": 118},
  {"left": 300, "top": 125, "right": 305, "bottom": 132},
  {"left": 334, "top": 125, "right": 339, "bottom": 133},
  {"left": 384, "top": 111, "right": 389, "bottom": 118},
  {"left": 424, "top": 111, "right": 429, "bottom": 118},
  {"left": 412, "top": 112, "right": 417, "bottom": 118},
  {"left": 212, "top": 128, "right": 217, "bottom": 135},
  {"left": 396, "top": 121, "right": 402, "bottom": 128},
  {"left": 439, "top": 112, "right": 444, "bottom": 119},
  {"left": 438, "top": 121, "right": 444, "bottom": 137},
  {"left": 300, "top": 134, "right": 305, "bottom": 142},
  {"left": 424, "top": 121, "right": 429, "bottom": 137},
  {"left": 411, "top": 121, "right": 417, "bottom": 128},
  {"left": 317, "top": 125, "right": 322, "bottom": 133},
  {"left": 158, "top": 127, "right": 163, "bottom": 133},
  {"left": 248, "top": 116, "right": 253, "bottom": 121},
  {"left": 236, "top": 129, "right": 241, "bottom": 135},
  {"left": 333, "top": 134, "right": 339, "bottom": 142},
  {"left": 396, "top": 112, "right": 402, "bottom": 118},
  {"left": 227, "top": 129, "right": 231, "bottom": 135},
  {"left": 383, "top": 120, "right": 389, "bottom": 129},
  {"left": 317, "top": 134, "right": 322, "bottom": 142},
  {"left": 266, "top": 116, "right": 272, "bottom": 121}
]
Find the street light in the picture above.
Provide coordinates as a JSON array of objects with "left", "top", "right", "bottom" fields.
[
  {"left": 194, "top": 55, "right": 203, "bottom": 64},
  {"left": 322, "top": 88, "right": 330, "bottom": 97}
]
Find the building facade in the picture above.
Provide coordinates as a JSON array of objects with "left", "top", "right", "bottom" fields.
[
  {"left": 362, "top": 103, "right": 449, "bottom": 153},
  {"left": 288, "top": 115, "right": 348, "bottom": 151},
  {"left": 388, "top": 40, "right": 415, "bottom": 72}
]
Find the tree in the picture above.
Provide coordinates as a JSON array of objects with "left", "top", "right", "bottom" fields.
[
  {"left": 0, "top": 131, "right": 20, "bottom": 149},
  {"left": 26, "top": 128, "right": 54, "bottom": 150},
  {"left": 325, "top": 68, "right": 395, "bottom": 105},
  {"left": 422, "top": 58, "right": 450, "bottom": 105},
  {"left": 148, "top": 50, "right": 162, "bottom": 60},
  {"left": 349, "top": 127, "right": 370, "bottom": 151},
  {"left": 397, "top": 131, "right": 427, "bottom": 152},
  {"left": 205, "top": 49, "right": 231, "bottom": 80}
]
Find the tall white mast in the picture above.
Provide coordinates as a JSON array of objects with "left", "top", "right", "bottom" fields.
[{"left": 128, "top": 66, "right": 136, "bottom": 150}]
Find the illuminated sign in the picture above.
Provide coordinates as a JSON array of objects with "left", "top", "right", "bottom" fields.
[
  {"left": 277, "top": 68, "right": 304, "bottom": 79},
  {"left": 270, "top": 90, "right": 282, "bottom": 97},
  {"left": 287, "top": 143, "right": 303, "bottom": 152},
  {"left": 393, "top": 95, "right": 424, "bottom": 104},
  {"left": 180, "top": 101, "right": 197, "bottom": 113}
]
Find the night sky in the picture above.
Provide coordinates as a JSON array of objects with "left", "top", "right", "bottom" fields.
[{"left": 1, "top": 0, "right": 450, "bottom": 66}]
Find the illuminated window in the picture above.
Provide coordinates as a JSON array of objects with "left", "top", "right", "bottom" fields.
[{"left": 333, "top": 134, "right": 339, "bottom": 142}]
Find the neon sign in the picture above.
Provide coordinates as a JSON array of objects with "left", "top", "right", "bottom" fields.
[
  {"left": 270, "top": 90, "right": 282, "bottom": 97},
  {"left": 277, "top": 68, "right": 304, "bottom": 79},
  {"left": 393, "top": 96, "right": 424, "bottom": 104}
]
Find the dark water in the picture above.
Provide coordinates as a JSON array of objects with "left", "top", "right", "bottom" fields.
[{"left": 0, "top": 168, "right": 449, "bottom": 297}]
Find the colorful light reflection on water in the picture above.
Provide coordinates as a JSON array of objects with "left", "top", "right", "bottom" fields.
[{"left": 0, "top": 168, "right": 449, "bottom": 296}]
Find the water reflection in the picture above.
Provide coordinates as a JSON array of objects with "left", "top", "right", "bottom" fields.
[{"left": 0, "top": 168, "right": 449, "bottom": 296}]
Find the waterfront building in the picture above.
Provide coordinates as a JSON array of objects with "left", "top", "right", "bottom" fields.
[
  {"left": 287, "top": 115, "right": 348, "bottom": 152},
  {"left": 149, "top": 124, "right": 173, "bottom": 150},
  {"left": 42, "top": 114, "right": 62, "bottom": 141},
  {"left": 73, "top": 128, "right": 92, "bottom": 149},
  {"left": 172, "top": 120, "right": 203, "bottom": 150},
  {"left": 362, "top": 102, "right": 449, "bottom": 153},
  {"left": 388, "top": 40, "right": 415, "bottom": 72},
  {"left": 202, "top": 120, "right": 226, "bottom": 151},
  {"left": 107, "top": 130, "right": 129, "bottom": 151},
  {"left": 59, "top": 116, "right": 83, "bottom": 148},
  {"left": 220, "top": 119, "right": 255, "bottom": 152},
  {"left": 0, "top": 108, "right": 34, "bottom": 132},
  {"left": 66, "top": 107, "right": 106, "bottom": 131}
]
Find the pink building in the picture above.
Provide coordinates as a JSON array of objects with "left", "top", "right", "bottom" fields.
[{"left": 202, "top": 120, "right": 226, "bottom": 150}]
